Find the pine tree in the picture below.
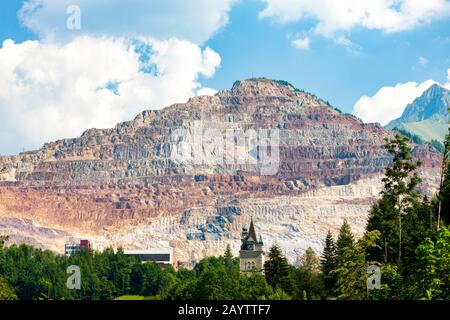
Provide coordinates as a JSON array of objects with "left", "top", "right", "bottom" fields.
[
  {"left": 224, "top": 244, "right": 233, "bottom": 260},
  {"left": 366, "top": 134, "right": 422, "bottom": 266},
  {"left": 223, "top": 244, "right": 235, "bottom": 275},
  {"left": 437, "top": 112, "right": 450, "bottom": 228},
  {"left": 366, "top": 195, "right": 398, "bottom": 263},
  {"left": 264, "top": 244, "right": 292, "bottom": 295},
  {"left": 382, "top": 134, "right": 422, "bottom": 199},
  {"left": 401, "top": 198, "right": 437, "bottom": 269},
  {"left": 292, "top": 247, "right": 323, "bottom": 299},
  {"left": 321, "top": 231, "right": 337, "bottom": 294},
  {"left": 301, "top": 247, "right": 320, "bottom": 273},
  {"left": 333, "top": 231, "right": 381, "bottom": 300},
  {"left": 336, "top": 220, "right": 354, "bottom": 264}
]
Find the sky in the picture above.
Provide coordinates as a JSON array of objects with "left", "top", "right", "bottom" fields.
[{"left": 0, "top": 0, "right": 449, "bottom": 155}]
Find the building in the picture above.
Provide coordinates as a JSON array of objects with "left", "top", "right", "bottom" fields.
[
  {"left": 80, "top": 239, "right": 91, "bottom": 252},
  {"left": 65, "top": 243, "right": 80, "bottom": 257},
  {"left": 239, "top": 217, "right": 264, "bottom": 274},
  {"left": 65, "top": 239, "right": 91, "bottom": 257},
  {"left": 124, "top": 248, "right": 175, "bottom": 268}
]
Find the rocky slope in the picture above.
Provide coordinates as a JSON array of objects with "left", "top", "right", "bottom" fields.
[{"left": 0, "top": 78, "right": 442, "bottom": 264}]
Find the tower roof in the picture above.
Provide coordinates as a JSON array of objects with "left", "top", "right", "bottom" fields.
[
  {"left": 248, "top": 216, "right": 258, "bottom": 242},
  {"left": 241, "top": 216, "right": 263, "bottom": 251}
]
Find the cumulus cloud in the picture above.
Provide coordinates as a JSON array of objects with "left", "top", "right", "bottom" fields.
[
  {"left": 19, "top": 0, "right": 236, "bottom": 44},
  {"left": 353, "top": 80, "right": 437, "bottom": 125},
  {"left": 196, "top": 88, "right": 218, "bottom": 96},
  {"left": 259, "top": 0, "right": 450, "bottom": 40},
  {"left": 291, "top": 36, "right": 311, "bottom": 50},
  {"left": 0, "top": 37, "right": 221, "bottom": 155}
]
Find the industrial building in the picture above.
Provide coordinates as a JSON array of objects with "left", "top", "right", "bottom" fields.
[{"left": 123, "top": 248, "right": 175, "bottom": 268}]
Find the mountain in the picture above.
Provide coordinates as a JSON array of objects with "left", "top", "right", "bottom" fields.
[
  {"left": 0, "top": 78, "right": 442, "bottom": 264},
  {"left": 386, "top": 84, "right": 449, "bottom": 143}
]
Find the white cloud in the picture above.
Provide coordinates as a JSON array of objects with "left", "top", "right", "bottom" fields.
[
  {"left": 291, "top": 36, "right": 310, "bottom": 50},
  {"left": 259, "top": 0, "right": 450, "bottom": 39},
  {"left": 19, "top": 0, "right": 236, "bottom": 44},
  {"left": 1, "top": 1, "right": 231, "bottom": 155},
  {"left": 445, "top": 68, "right": 450, "bottom": 89},
  {"left": 197, "top": 88, "right": 218, "bottom": 96},
  {"left": 419, "top": 56, "right": 429, "bottom": 65},
  {"left": 353, "top": 80, "right": 437, "bottom": 125},
  {"left": 0, "top": 37, "right": 221, "bottom": 155}
]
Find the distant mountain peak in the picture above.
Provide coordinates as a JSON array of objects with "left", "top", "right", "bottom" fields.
[
  {"left": 426, "top": 83, "right": 445, "bottom": 94},
  {"left": 417, "top": 82, "right": 446, "bottom": 100},
  {"left": 388, "top": 84, "right": 449, "bottom": 124},
  {"left": 385, "top": 83, "right": 449, "bottom": 142}
]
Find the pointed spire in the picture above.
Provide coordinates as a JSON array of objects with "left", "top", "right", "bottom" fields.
[{"left": 248, "top": 216, "right": 257, "bottom": 242}]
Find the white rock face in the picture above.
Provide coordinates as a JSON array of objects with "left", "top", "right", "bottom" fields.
[
  {"left": 81, "top": 175, "right": 384, "bottom": 265},
  {"left": 0, "top": 168, "right": 439, "bottom": 266}
]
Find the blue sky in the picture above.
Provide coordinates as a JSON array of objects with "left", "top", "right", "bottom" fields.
[
  {"left": 0, "top": 0, "right": 449, "bottom": 155},
  {"left": 203, "top": 0, "right": 450, "bottom": 111},
  {"left": 0, "top": 0, "right": 36, "bottom": 43}
]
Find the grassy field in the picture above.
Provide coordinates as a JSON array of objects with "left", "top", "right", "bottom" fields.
[
  {"left": 396, "top": 120, "right": 447, "bottom": 142},
  {"left": 114, "top": 295, "right": 161, "bottom": 300},
  {"left": 114, "top": 295, "right": 145, "bottom": 300}
]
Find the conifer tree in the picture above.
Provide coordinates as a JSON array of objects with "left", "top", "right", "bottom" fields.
[
  {"left": 264, "top": 244, "right": 292, "bottom": 295},
  {"left": 366, "top": 134, "right": 422, "bottom": 266},
  {"left": 336, "top": 220, "right": 354, "bottom": 264},
  {"left": 437, "top": 112, "right": 450, "bottom": 228},
  {"left": 366, "top": 196, "right": 398, "bottom": 263},
  {"left": 321, "top": 231, "right": 337, "bottom": 294},
  {"left": 333, "top": 231, "right": 380, "bottom": 300},
  {"left": 224, "top": 244, "right": 233, "bottom": 261},
  {"left": 223, "top": 244, "right": 235, "bottom": 275},
  {"left": 382, "top": 134, "right": 422, "bottom": 199},
  {"left": 292, "top": 247, "right": 323, "bottom": 299}
]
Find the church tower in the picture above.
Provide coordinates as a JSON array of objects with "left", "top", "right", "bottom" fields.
[{"left": 239, "top": 217, "right": 264, "bottom": 274}]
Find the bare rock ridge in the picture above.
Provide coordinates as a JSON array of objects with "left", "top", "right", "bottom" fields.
[{"left": 0, "top": 78, "right": 442, "bottom": 263}]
